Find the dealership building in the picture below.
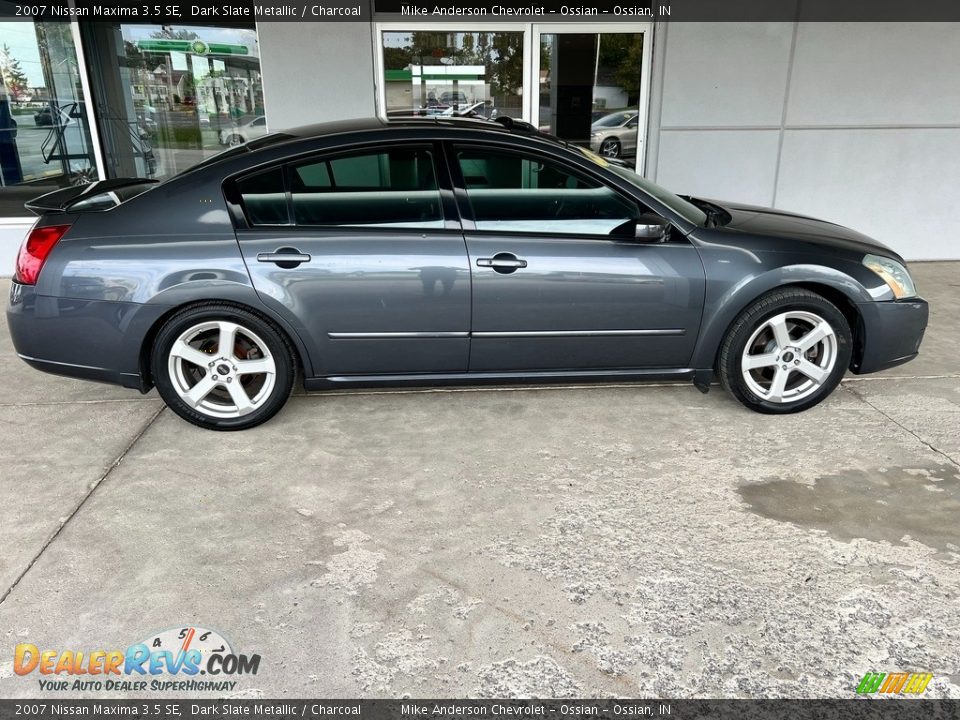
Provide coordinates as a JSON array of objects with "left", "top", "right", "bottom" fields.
[{"left": 1, "top": 10, "right": 957, "bottom": 266}]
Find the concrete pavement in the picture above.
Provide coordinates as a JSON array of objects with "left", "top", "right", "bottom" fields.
[{"left": 0, "top": 263, "right": 958, "bottom": 699}]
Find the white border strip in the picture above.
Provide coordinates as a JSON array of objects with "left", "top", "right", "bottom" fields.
[{"left": 68, "top": 12, "right": 107, "bottom": 181}]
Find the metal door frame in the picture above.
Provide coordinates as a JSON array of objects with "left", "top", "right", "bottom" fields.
[{"left": 532, "top": 22, "right": 654, "bottom": 173}]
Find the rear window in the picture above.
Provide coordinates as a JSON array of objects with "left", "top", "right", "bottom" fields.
[
  {"left": 236, "top": 168, "right": 287, "bottom": 226},
  {"left": 235, "top": 147, "right": 444, "bottom": 230}
]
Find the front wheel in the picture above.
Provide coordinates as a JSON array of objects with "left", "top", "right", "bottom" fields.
[
  {"left": 599, "top": 138, "right": 622, "bottom": 158},
  {"left": 718, "top": 288, "right": 852, "bottom": 414},
  {"left": 152, "top": 305, "right": 295, "bottom": 430}
]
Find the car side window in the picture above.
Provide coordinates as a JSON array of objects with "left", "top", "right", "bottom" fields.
[
  {"left": 455, "top": 147, "right": 639, "bottom": 235},
  {"left": 290, "top": 148, "right": 444, "bottom": 229},
  {"left": 236, "top": 167, "right": 288, "bottom": 226}
]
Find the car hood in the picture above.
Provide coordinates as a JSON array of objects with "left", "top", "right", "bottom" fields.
[{"left": 708, "top": 199, "right": 901, "bottom": 261}]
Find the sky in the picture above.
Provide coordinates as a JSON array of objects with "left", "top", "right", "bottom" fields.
[{"left": 0, "top": 23, "right": 46, "bottom": 86}]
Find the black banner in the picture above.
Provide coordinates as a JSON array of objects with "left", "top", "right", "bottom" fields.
[
  {"left": 1, "top": 700, "right": 960, "bottom": 720},
  {"left": 3, "top": 0, "right": 960, "bottom": 22}
]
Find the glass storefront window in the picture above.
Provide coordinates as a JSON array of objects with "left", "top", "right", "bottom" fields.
[
  {"left": 381, "top": 31, "right": 523, "bottom": 120},
  {"left": 539, "top": 32, "right": 644, "bottom": 162},
  {"left": 82, "top": 23, "right": 262, "bottom": 181},
  {"left": 0, "top": 20, "right": 96, "bottom": 217}
]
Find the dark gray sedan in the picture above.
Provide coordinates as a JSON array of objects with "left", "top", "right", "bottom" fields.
[{"left": 7, "top": 118, "right": 928, "bottom": 430}]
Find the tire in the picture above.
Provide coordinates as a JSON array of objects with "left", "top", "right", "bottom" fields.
[
  {"left": 151, "top": 304, "right": 295, "bottom": 430},
  {"left": 599, "top": 138, "right": 621, "bottom": 158},
  {"left": 227, "top": 134, "right": 244, "bottom": 147},
  {"left": 718, "top": 288, "right": 852, "bottom": 414}
]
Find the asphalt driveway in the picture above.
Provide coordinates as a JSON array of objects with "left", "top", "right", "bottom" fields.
[{"left": 0, "top": 263, "right": 958, "bottom": 699}]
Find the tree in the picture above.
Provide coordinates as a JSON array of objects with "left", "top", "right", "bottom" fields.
[
  {"left": 0, "top": 44, "right": 29, "bottom": 102},
  {"left": 597, "top": 34, "right": 644, "bottom": 105},
  {"left": 150, "top": 28, "right": 199, "bottom": 41}
]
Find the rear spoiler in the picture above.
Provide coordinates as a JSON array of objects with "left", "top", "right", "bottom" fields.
[{"left": 25, "top": 178, "right": 158, "bottom": 216}]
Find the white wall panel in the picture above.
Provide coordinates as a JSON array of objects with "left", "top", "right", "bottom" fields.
[
  {"left": 650, "top": 22, "right": 960, "bottom": 259},
  {"left": 776, "top": 128, "right": 960, "bottom": 260},
  {"left": 0, "top": 224, "right": 30, "bottom": 276},
  {"left": 656, "top": 130, "right": 782, "bottom": 206},
  {"left": 660, "top": 22, "right": 794, "bottom": 128},
  {"left": 787, "top": 23, "right": 960, "bottom": 126},
  {"left": 257, "top": 22, "right": 377, "bottom": 129}
]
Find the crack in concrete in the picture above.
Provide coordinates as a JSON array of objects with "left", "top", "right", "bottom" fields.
[
  {"left": 842, "top": 383, "right": 960, "bottom": 469},
  {"left": 0, "top": 399, "right": 158, "bottom": 407},
  {"left": 841, "top": 374, "right": 960, "bottom": 382},
  {"left": 0, "top": 405, "right": 166, "bottom": 607}
]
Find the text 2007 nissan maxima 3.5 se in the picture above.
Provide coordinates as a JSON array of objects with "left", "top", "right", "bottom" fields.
[{"left": 7, "top": 118, "right": 928, "bottom": 430}]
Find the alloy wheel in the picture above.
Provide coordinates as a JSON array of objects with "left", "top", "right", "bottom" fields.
[
  {"left": 600, "top": 138, "right": 621, "bottom": 158},
  {"left": 167, "top": 320, "right": 277, "bottom": 418},
  {"left": 740, "top": 311, "right": 837, "bottom": 403}
]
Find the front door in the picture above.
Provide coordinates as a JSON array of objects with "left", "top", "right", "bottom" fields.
[
  {"left": 233, "top": 144, "right": 470, "bottom": 376},
  {"left": 449, "top": 143, "right": 705, "bottom": 372}
]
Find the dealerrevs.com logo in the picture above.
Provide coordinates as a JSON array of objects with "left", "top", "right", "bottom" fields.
[
  {"left": 856, "top": 672, "right": 934, "bottom": 695},
  {"left": 14, "top": 626, "right": 260, "bottom": 693}
]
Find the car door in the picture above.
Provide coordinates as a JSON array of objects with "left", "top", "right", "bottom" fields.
[
  {"left": 623, "top": 114, "right": 640, "bottom": 156},
  {"left": 231, "top": 143, "right": 471, "bottom": 376},
  {"left": 448, "top": 143, "right": 705, "bottom": 372}
]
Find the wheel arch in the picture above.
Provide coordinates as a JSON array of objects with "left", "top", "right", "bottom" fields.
[
  {"left": 600, "top": 136, "right": 621, "bottom": 152},
  {"left": 691, "top": 264, "right": 870, "bottom": 372},
  {"left": 136, "top": 298, "right": 311, "bottom": 392}
]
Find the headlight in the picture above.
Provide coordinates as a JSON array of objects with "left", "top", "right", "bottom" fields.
[{"left": 863, "top": 254, "right": 917, "bottom": 299}]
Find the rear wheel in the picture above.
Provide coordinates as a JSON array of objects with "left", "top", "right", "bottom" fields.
[
  {"left": 718, "top": 288, "right": 852, "bottom": 414},
  {"left": 152, "top": 305, "right": 295, "bottom": 430}
]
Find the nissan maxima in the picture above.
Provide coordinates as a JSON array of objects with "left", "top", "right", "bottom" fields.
[{"left": 7, "top": 118, "right": 928, "bottom": 430}]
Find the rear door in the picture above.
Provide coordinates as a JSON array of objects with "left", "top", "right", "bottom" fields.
[
  {"left": 231, "top": 143, "right": 470, "bottom": 376},
  {"left": 448, "top": 143, "right": 705, "bottom": 372}
]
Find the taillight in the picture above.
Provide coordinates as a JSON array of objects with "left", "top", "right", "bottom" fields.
[{"left": 14, "top": 224, "right": 71, "bottom": 285}]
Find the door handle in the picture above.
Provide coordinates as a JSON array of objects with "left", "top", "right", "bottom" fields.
[
  {"left": 257, "top": 247, "right": 311, "bottom": 268},
  {"left": 477, "top": 252, "right": 528, "bottom": 274}
]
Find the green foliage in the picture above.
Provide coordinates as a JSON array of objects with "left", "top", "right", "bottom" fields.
[
  {"left": 384, "top": 31, "right": 524, "bottom": 97},
  {"left": 597, "top": 34, "right": 644, "bottom": 104},
  {"left": 150, "top": 28, "right": 200, "bottom": 41},
  {"left": 157, "top": 124, "right": 203, "bottom": 148}
]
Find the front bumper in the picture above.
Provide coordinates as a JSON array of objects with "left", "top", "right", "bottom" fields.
[{"left": 852, "top": 297, "right": 929, "bottom": 374}]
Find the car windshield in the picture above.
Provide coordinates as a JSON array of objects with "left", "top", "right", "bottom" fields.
[
  {"left": 592, "top": 112, "right": 635, "bottom": 129},
  {"left": 574, "top": 148, "right": 707, "bottom": 226},
  {"left": 609, "top": 164, "right": 708, "bottom": 226}
]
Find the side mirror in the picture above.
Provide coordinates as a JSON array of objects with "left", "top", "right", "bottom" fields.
[{"left": 634, "top": 213, "right": 671, "bottom": 242}]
